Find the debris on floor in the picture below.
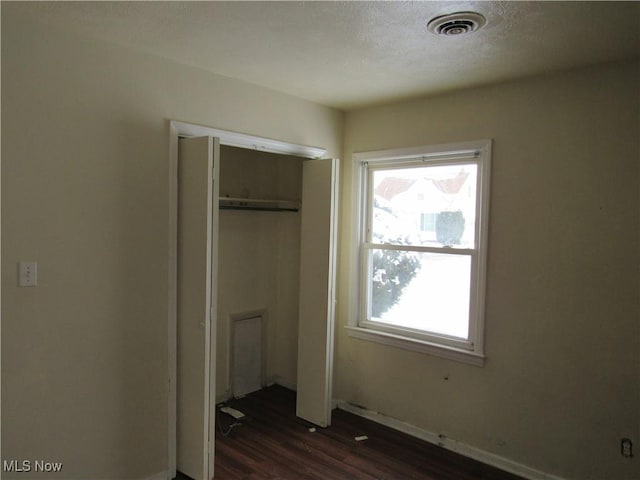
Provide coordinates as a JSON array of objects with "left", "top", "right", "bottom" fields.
[{"left": 220, "top": 406, "right": 246, "bottom": 419}]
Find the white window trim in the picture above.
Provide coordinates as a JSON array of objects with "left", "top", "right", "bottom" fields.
[{"left": 347, "top": 140, "right": 491, "bottom": 366}]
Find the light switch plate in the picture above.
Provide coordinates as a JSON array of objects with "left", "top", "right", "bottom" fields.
[{"left": 19, "top": 261, "right": 37, "bottom": 287}]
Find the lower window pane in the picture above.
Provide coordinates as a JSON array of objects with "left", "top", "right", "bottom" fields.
[{"left": 370, "top": 251, "right": 471, "bottom": 339}]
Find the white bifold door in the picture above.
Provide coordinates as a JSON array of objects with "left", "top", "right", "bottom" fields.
[
  {"left": 297, "top": 158, "right": 339, "bottom": 428},
  {"left": 177, "top": 136, "right": 219, "bottom": 480}
]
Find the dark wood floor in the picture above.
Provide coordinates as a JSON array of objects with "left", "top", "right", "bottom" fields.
[{"left": 195, "top": 385, "right": 525, "bottom": 480}]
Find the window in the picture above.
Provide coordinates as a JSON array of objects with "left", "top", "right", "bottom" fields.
[
  {"left": 420, "top": 212, "right": 436, "bottom": 232},
  {"left": 348, "top": 140, "right": 491, "bottom": 365}
]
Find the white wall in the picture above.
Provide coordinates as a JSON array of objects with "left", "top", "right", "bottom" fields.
[
  {"left": 216, "top": 147, "right": 303, "bottom": 400},
  {"left": 1, "top": 6, "right": 342, "bottom": 479},
  {"left": 337, "top": 61, "right": 639, "bottom": 480}
]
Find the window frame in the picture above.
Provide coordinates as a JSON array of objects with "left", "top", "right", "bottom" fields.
[{"left": 347, "top": 140, "right": 491, "bottom": 366}]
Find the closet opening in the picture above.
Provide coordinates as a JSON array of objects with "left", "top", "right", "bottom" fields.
[
  {"left": 216, "top": 145, "right": 304, "bottom": 403},
  {"left": 169, "top": 120, "right": 338, "bottom": 480}
]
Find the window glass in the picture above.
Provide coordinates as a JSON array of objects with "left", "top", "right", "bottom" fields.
[
  {"left": 371, "top": 164, "right": 477, "bottom": 248},
  {"left": 369, "top": 250, "right": 471, "bottom": 339}
]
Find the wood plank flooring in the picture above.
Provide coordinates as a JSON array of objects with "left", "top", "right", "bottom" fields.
[{"left": 183, "top": 385, "right": 526, "bottom": 480}]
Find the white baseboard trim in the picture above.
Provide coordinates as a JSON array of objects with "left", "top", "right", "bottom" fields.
[
  {"left": 216, "top": 391, "right": 233, "bottom": 404},
  {"left": 140, "top": 471, "right": 169, "bottom": 480},
  {"left": 336, "top": 400, "right": 566, "bottom": 480},
  {"left": 271, "top": 376, "right": 297, "bottom": 392},
  {"left": 216, "top": 377, "right": 297, "bottom": 405},
  {"left": 216, "top": 379, "right": 297, "bottom": 405}
]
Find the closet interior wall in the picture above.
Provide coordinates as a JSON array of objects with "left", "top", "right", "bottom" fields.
[{"left": 216, "top": 145, "right": 303, "bottom": 401}]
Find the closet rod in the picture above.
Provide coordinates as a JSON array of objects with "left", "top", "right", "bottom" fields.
[{"left": 219, "top": 197, "right": 300, "bottom": 212}]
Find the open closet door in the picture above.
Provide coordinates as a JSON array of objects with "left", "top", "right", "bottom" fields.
[
  {"left": 177, "top": 136, "right": 219, "bottom": 480},
  {"left": 296, "top": 158, "right": 339, "bottom": 427}
]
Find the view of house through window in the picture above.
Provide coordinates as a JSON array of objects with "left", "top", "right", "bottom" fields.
[
  {"left": 370, "top": 164, "right": 476, "bottom": 338},
  {"left": 355, "top": 141, "right": 490, "bottom": 358}
]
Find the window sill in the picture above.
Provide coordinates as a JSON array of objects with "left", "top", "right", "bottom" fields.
[{"left": 345, "top": 326, "right": 485, "bottom": 367}]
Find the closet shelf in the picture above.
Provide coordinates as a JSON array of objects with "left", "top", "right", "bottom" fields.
[{"left": 219, "top": 197, "right": 300, "bottom": 212}]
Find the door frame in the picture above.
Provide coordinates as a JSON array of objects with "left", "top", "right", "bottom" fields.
[{"left": 168, "top": 120, "right": 327, "bottom": 479}]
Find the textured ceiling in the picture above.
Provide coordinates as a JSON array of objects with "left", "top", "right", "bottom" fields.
[{"left": 7, "top": 1, "right": 640, "bottom": 110}]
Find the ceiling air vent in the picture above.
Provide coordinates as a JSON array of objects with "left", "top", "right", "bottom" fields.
[{"left": 427, "top": 12, "right": 486, "bottom": 36}]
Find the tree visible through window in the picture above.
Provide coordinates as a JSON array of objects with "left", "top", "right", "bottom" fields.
[{"left": 354, "top": 141, "right": 491, "bottom": 359}]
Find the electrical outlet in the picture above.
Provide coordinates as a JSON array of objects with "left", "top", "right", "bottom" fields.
[{"left": 621, "top": 438, "right": 633, "bottom": 458}]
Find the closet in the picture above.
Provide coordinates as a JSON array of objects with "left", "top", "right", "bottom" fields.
[
  {"left": 174, "top": 128, "right": 338, "bottom": 480},
  {"left": 216, "top": 145, "right": 304, "bottom": 401}
]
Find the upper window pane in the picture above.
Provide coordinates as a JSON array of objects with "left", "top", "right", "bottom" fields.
[{"left": 371, "top": 164, "right": 477, "bottom": 248}]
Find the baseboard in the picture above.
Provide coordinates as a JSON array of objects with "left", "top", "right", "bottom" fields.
[
  {"left": 140, "top": 471, "right": 169, "bottom": 480},
  {"left": 216, "top": 379, "right": 297, "bottom": 405},
  {"left": 336, "top": 400, "right": 566, "bottom": 480},
  {"left": 271, "top": 376, "right": 297, "bottom": 392},
  {"left": 216, "top": 391, "right": 232, "bottom": 404}
]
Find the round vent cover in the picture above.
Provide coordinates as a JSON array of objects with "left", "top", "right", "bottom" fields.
[{"left": 427, "top": 12, "right": 487, "bottom": 36}]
